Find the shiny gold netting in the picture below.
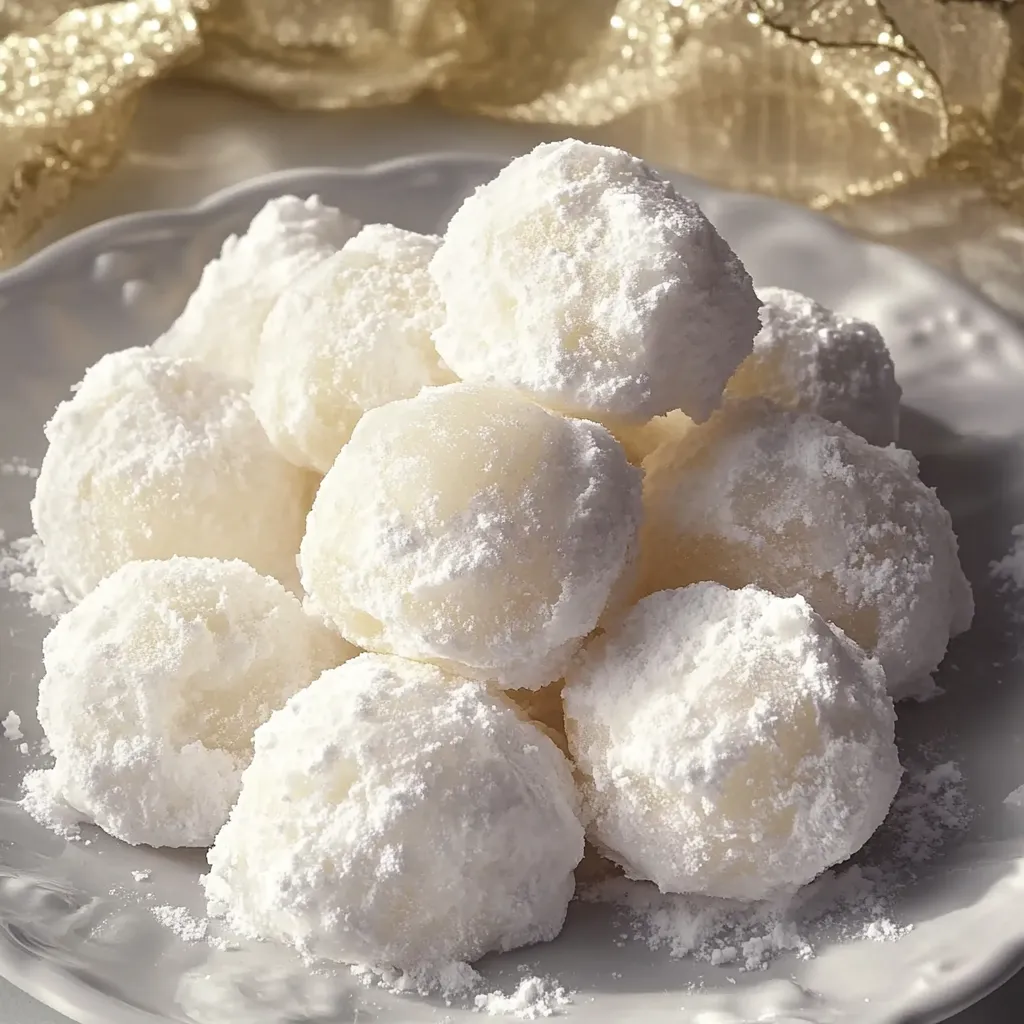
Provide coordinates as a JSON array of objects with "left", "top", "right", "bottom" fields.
[{"left": 1, "top": 0, "right": 1023, "bottom": 269}]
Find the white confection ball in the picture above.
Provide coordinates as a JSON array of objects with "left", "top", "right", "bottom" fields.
[
  {"left": 726, "top": 287, "right": 902, "bottom": 446},
  {"left": 564, "top": 583, "right": 902, "bottom": 900},
  {"left": 33, "top": 558, "right": 355, "bottom": 847},
  {"left": 638, "top": 400, "right": 974, "bottom": 699},
  {"left": 251, "top": 224, "right": 454, "bottom": 473},
  {"left": 300, "top": 383, "right": 642, "bottom": 689},
  {"left": 32, "top": 347, "right": 315, "bottom": 599},
  {"left": 204, "top": 653, "right": 584, "bottom": 970},
  {"left": 430, "top": 140, "right": 761, "bottom": 424},
  {"left": 155, "top": 195, "right": 360, "bottom": 381}
]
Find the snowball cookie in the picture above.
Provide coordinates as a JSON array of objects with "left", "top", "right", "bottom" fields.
[
  {"left": 30, "top": 558, "right": 356, "bottom": 847},
  {"left": 638, "top": 400, "right": 974, "bottom": 700},
  {"left": 204, "top": 653, "right": 584, "bottom": 970},
  {"left": 32, "top": 347, "right": 315, "bottom": 599},
  {"left": 155, "top": 195, "right": 359, "bottom": 381},
  {"left": 564, "top": 583, "right": 902, "bottom": 900},
  {"left": 726, "top": 287, "right": 902, "bottom": 447},
  {"left": 251, "top": 224, "right": 454, "bottom": 473},
  {"left": 430, "top": 139, "right": 761, "bottom": 425},
  {"left": 300, "top": 383, "right": 643, "bottom": 689}
]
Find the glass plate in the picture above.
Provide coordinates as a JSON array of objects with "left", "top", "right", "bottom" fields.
[{"left": 2, "top": 155, "right": 1024, "bottom": 1024}]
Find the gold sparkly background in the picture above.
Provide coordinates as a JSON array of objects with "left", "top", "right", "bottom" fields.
[{"left": 2, "top": 0, "right": 1023, "bottom": 297}]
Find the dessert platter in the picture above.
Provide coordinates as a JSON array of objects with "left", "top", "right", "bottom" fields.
[{"left": 2, "top": 144, "right": 1024, "bottom": 1024}]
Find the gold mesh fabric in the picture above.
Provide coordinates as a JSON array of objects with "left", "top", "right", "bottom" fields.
[{"left": 1, "top": 1, "right": 1022, "bottom": 270}]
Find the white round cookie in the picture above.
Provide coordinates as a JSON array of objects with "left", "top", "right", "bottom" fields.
[
  {"left": 638, "top": 400, "right": 974, "bottom": 699},
  {"left": 564, "top": 583, "right": 902, "bottom": 900},
  {"left": 32, "top": 347, "right": 314, "bottom": 599},
  {"left": 29, "top": 558, "right": 355, "bottom": 847},
  {"left": 251, "top": 224, "right": 454, "bottom": 473},
  {"left": 155, "top": 195, "right": 359, "bottom": 381},
  {"left": 204, "top": 654, "right": 584, "bottom": 970},
  {"left": 727, "top": 287, "right": 902, "bottom": 446},
  {"left": 300, "top": 383, "right": 642, "bottom": 689},
  {"left": 430, "top": 139, "right": 761, "bottom": 425}
]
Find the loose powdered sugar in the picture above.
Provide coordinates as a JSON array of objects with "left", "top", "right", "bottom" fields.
[
  {"left": 0, "top": 534, "right": 70, "bottom": 617},
  {"left": 2, "top": 710, "right": 23, "bottom": 741},
  {"left": 150, "top": 905, "right": 209, "bottom": 943},
  {"left": 348, "top": 962, "right": 573, "bottom": 1018},
  {"left": 474, "top": 976, "right": 573, "bottom": 1018},
  {"left": 582, "top": 755, "right": 970, "bottom": 971},
  {"left": 992, "top": 524, "right": 1024, "bottom": 593},
  {"left": 1, "top": 458, "right": 38, "bottom": 478}
]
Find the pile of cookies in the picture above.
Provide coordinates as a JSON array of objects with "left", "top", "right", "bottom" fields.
[{"left": 22, "top": 140, "right": 971, "bottom": 975}]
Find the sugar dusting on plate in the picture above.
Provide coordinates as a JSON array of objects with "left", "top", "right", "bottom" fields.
[
  {"left": 150, "top": 904, "right": 208, "bottom": 943},
  {"left": 474, "top": 975, "right": 573, "bottom": 1018},
  {"left": 0, "top": 458, "right": 39, "bottom": 479},
  {"left": 581, "top": 754, "right": 970, "bottom": 972},
  {"left": 0, "top": 533, "right": 70, "bottom": 618},
  {"left": 992, "top": 524, "right": 1024, "bottom": 598}
]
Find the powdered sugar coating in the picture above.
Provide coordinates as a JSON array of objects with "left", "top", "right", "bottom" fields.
[
  {"left": 564, "top": 583, "right": 901, "bottom": 900},
  {"left": 204, "top": 653, "right": 584, "bottom": 970},
  {"left": 430, "top": 140, "right": 760, "bottom": 424},
  {"left": 251, "top": 224, "right": 454, "bottom": 473},
  {"left": 155, "top": 195, "right": 360, "bottom": 381},
  {"left": 30, "top": 558, "right": 355, "bottom": 847},
  {"left": 300, "top": 383, "right": 642, "bottom": 689},
  {"left": 31, "top": 347, "right": 315, "bottom": 599},
  {"left": 727, "top": 287, "right": 902, "bottom": 446},
  {"left": 639, "top": 401, "right": 974, "bottom": 699}
]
